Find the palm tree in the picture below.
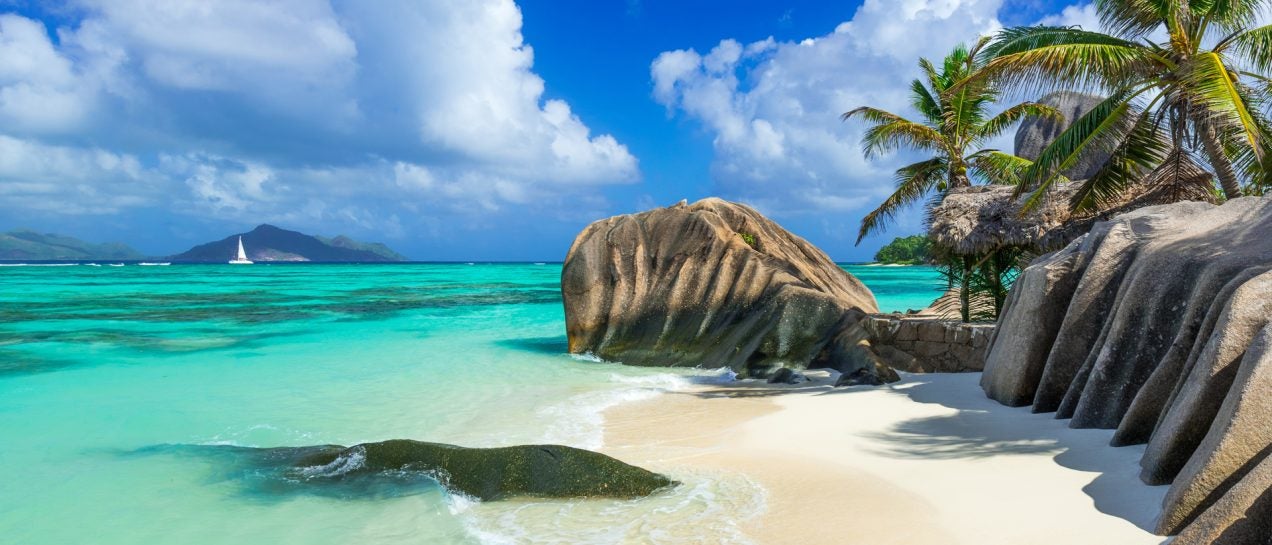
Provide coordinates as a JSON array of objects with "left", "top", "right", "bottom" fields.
[
  {"left": 845, "top": 40, "right": 1061, "bottom": 321},
  {"left": 978, "top": 0, "right": 1272, "bottom": 212},
  {"left": 844, "top": 38, "right": 1061, "bottom": 243}
]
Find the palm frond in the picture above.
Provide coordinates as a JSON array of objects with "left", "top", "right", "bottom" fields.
[
  {"left": 1225, "top": 24, "right": 1272, "bottom": 76},
  {"left": 978, "top": 102, "right": 1064, "bottom": 141},
  {"left": 969, "top": 150, "right": 1037, "bottom": 186},
  {"left": 1097, "top": 0, "right": 1175, "bottom": 39},
  {"left": 856, "top": 158, "right": 947, "bottom": 244},
  {"left": 1199, "top": 0, "right": 1272, "bottom": 35},
  {"left": 979, "top": 26, "right": 1152, "bottom": 94},
  {"left": 1187, "top": 51, "right": 1264, "bottom": 150},
  {"left": 909, "top": 79, "right": 942, "bottom": 124},
  {"left": 1069, "top": 108, "right": 1172, "bottom": 212},
  {"left": 1018, "top": 88, "right": 1149, "bottom": 212},
  {"left": 843, "top": 107, "right": 946, "bottom": 158}
]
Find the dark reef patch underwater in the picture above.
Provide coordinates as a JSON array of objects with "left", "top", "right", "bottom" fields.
[{"left": 132, "top": 440, "right": 677, "bottom": 502}]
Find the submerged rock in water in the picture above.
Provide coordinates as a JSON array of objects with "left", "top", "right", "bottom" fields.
[
  {"left": 766, "top": 367, "right": 808, "bottom": 384},
  {"left": 978, "top": 196, "right": 1272, "bottom": 541},
  {"left": 299, "top": 440, "right": 675, "bottom": 501},
  {"left": 162, "top": 440, "right": 676, "bottom": 502},
  {"left": 562, "top": 198, "right": 893, "bottom": 381}
]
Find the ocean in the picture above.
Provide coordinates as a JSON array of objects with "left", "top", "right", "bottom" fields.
[{"left": 0, "top": 263, "right": 942, "bottom": 544}]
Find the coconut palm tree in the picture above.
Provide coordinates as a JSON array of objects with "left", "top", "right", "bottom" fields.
[
  {"left": 844, "top": 38, "right": 1061, "bottom": 243},
  {"left": 978, "top": 0, "right": 1272, "bottom": 212},
  {"left": 845, "top": 40, "right": 1060, "bottom": 321}
]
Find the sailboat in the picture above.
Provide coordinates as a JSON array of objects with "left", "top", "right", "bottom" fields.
[{"left": 228, "top": 236, "right": 254, "bottom": 265}]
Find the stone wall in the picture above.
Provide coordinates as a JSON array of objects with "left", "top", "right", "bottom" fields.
[{"left": 863, "top": 315, "right": 993, "bottom": 373}]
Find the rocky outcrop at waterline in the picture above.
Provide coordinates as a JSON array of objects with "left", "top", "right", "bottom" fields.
[
  {"left": 561, "top": 198, "right": 897, "bottom": 382},
  {"left": 160, "top": 440, "right": 676, "bottom": 501},
  {"left": 979, "top": 195, "right": 1272, "bottom": 542}
]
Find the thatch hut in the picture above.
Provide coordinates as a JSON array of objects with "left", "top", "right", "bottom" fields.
[
  {"left": 930, "top": 157, "right": 1216, "bottom": 256},
  {"left": 925, "top": 153, "right": 1215, "bottom": 321}
]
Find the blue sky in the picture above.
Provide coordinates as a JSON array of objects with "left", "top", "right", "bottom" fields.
[{"left": 0, "top": 0, "right": 1094, "bottom": 260}]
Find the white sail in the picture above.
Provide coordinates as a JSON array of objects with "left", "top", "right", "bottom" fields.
[{"left": 229, "top": 236, "right": 254, "bottom": 264}]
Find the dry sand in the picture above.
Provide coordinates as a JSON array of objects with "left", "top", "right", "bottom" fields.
[{"left": 602, "top": 371, "right": 1170, "bottom": 545}]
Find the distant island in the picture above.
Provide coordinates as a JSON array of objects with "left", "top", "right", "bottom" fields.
[
  {"left": 0, "top": 230, "right": 144, "bottom": 261},
  {"left": 873, "top": 235, "right": 931, "bottom": 265},
  {"left": 170, "top": 224, "right": 407, "bottom": 263}
]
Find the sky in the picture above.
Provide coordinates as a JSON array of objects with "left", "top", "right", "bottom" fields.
[{"left": 0, "top": 0, "right": 1099, "bottom": 260}]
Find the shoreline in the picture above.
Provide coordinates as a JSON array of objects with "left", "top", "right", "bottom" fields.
[{"left": 602, "top": 371, "right": 1170, "bottom": 545}]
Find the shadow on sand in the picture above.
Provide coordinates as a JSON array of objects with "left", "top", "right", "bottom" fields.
[{"left": 686, "top": 371, "right": 1169, "bottom": 536}]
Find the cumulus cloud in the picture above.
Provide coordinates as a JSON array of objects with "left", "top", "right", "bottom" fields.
[
  {"left": 0, "top": 14, "right": 96, "bottom": 133},
  {"left": 0, "top": 0, "right": 638, "bottom": 248},
  {"left": 1038, "top": 3, "right": 1101, "bottom": 30},
  {"left": 651, "top": 0, "right": 1100, "bottom": 242}
]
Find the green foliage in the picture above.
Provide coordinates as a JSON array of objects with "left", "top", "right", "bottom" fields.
[
  {"left": 873, "top": 235, "right": 932, "bottom": 264},
  {"left": 737, "top": 232, "right": 757, "bottom": 247},
  {"left": 977, "top": 0, "right": 1272, "bottom": 209},
  {"left": 934, "top": 248, "right": 1026, "bottom": 322},
  {"left": 0, "top": 230, "right": 144, "bottom": 261},
  {"left": 844, "top": 40, "right": 1060, "bottom": 244}
]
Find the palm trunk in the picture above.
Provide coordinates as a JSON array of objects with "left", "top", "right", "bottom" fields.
[
  {"left": 1200, "top": 124, "right": 1244, "bottom": 199},
  {"left": 959, "top": 255, "right": 972, "bottom": 323},
  {"left": 948, "top": 160, "right": 971, "bottom": 189}
]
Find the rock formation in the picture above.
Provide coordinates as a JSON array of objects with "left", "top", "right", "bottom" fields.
[
  {"left": 562, "top": 198, "right": 896, "bottom": 381},
  {"left": 182, "top": 440, "right": 676, "bottom": 501},
  {"left": 1014, "top": 91, "right": 1111, "bottom": 181},
  {"left": 979, "top": 196, "right": 1272, "bottom": 542}
]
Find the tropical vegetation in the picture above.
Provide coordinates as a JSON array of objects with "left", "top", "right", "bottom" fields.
[
  {"left": 873, "top": 235, "right": 932, "bottom": 264},
  {"left": 844, "top": 39, "right": 1061, "bottom": 244},
  {"left": 978, "top": 0, "right": 1272, "bottom": 212},
  {"left": 845, "top": 42, "right": 1058, "bottom": 321}
]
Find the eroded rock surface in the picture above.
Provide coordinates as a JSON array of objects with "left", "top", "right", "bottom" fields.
[
  {"left": 1015, "top": 91, "right": 1111, "bottom": 181},
  {"left": 562, "top": 198, "right": 892, "bottom": 380},
  {"left": 170, "top": 440, "right": 677, "bottom": 502},
  {"left": 979, "top": 196, "right": 1272, "bottom": 541}
]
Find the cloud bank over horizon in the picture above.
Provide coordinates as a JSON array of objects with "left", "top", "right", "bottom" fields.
[
  {"left": 0, "top": 0, "right": 1099, "bottom": 259},
  {"left": 0, "top": 0, "right": 637, "bottom": 256}
]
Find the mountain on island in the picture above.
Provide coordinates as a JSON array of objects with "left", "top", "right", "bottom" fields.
[
  {"left": 0, "top": 230, "right": 145, "bottom": 261},
  {"left": 170, "top": 224, "right": 407, "bottom": 263}
]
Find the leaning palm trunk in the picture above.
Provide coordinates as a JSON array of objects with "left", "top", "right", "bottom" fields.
[{"left": 1199, "top": 123, "right": 1244, "bottom": 199}]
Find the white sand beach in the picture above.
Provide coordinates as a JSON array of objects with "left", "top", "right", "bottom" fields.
[{"left": 604, "top": 371, "right": 1170, "bottom": 545}]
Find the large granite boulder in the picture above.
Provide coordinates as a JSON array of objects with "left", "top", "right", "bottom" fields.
[
  {"left": 978, "top": 195, "right": 1272, "bottom": 541},
  {"left": 1014, "top": 91, "right": 1111, "bottom": 181},
  {"left": 562, "top": 198, "right": 890, "bottom": 380}
]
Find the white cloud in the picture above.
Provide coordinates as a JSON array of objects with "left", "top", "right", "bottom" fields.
[
  {"left": 0, "top": 14, "right": 95, "bottom": 133},
  {"left": 651, "top": 0, "right": 1006, "bottom": 218},
  {"left": 0, "top": 135, "right": 156, "bottom": 214},
  {"left": 1038, "top": 4, "right": 1100, "bottom": 30},
  {"left": 0, "top": 0, "right": 638, "bottom": 241}
]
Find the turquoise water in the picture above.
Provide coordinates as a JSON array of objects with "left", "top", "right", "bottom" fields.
[
  {"left": 0, "top": 263, "right": 939, "bottom": 544},
  {"left": 842, "top": 264, "right": 945, "bottom": 313}
]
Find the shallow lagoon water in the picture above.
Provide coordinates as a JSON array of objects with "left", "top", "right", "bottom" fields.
[{"left": 0, "top": 263, "right": 940, "bottom": 544}]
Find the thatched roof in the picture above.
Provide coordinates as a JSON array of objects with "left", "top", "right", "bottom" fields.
[{"left": 929, "top": 154, "right": 1216, "bottom": 255}]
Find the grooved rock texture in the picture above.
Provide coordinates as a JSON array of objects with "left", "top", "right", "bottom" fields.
[
  {"left": 978, "top": 196, "right": 1272, "bottom": 542},
  {"left": 1015, "top": 91, "right": 1111, "bottom": 181},
  {"left": 561, "top": 198, "right": 891, "bottom": 380}
]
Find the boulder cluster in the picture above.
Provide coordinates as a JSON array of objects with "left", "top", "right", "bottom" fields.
[
  {"left": 981, "top": 196, "right": 1272, "bottom": 543},
  {"left": 561, "top": 198, "right": 896, "bottom": 381}
]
